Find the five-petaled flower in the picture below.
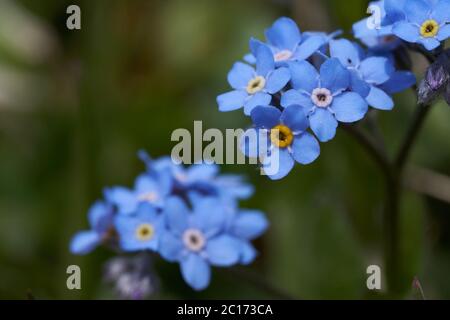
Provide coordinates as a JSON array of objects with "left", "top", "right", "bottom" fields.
[
  {"left": 392, "top": 0, "right": 450, "bottom": 51},
  {"left": 249, "top": 17, "right": 326, "bottom": 65},
  {"left": 217, "top": 45, "right": 290, "bottom": 115},
  {"left": 281, "top": 58, "right": 369, "bottom": 142},
  {"left": 160, "top": 196, "right": 242, "bottom": 290},
  {"left": 241, "top": 105, "right": 320, "bottom": 180},
  {"left": 115, "top": 203, "right": 164, "bottom": 252}
]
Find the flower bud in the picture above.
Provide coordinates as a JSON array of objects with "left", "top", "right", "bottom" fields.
[
  {"left": 418, "top": 50, "right": 450, "bottom": 105},
  {"left": 425, "top": 62, "right": 449, "bottom": 91}
]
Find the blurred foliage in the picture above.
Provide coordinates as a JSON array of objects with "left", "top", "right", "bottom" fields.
[{"left": 0, "top": 0, "right": 449, "bottom": 299}]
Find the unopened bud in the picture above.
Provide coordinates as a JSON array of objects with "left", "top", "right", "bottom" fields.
[{"left": 426, "top": 63, "right": 449, "bottom": 91}]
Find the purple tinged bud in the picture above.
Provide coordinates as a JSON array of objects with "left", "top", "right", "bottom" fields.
[
  {"left": 418, "top": 50, "right": 450, "bottom": 105},
  {"left": 418, "top": 79, "right": 437, "bottom": 105},
  {"left": 425, "top": 63, "right": 449, "bottom": 91}
]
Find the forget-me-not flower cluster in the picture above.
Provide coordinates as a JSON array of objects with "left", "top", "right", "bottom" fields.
[
  {"left": 70, "top": 152, "right": 268, "bottom": 291},
  {"left": 218, "top": 16, "right": 417, "bottom": 180}
]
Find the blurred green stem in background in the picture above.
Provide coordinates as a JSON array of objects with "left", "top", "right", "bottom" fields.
[{"left": 344, "top": 95, "right": 434, "bottom": 297}]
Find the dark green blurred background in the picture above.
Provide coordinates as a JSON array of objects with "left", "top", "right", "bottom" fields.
[{"left": 0, "top": 0, "right": 449, "bottom": 299}]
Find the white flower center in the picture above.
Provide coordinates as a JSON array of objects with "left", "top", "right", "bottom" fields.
[
  {"left": 246, "top": 76, "right": 266, "bottom": 94},
  {"left": 274, "top": 50, "right": 293, "bottom": 62},
  {"left": 311, "top": 88, "right": 333, "bottom": 108},
  {"left": 175, "top": 172, "right": 188, "bottom": 182},
  {"left": 137, "top": 191, "right": 158, "bottom": 203},
  {"left": 182, "top": 229, "right": 206, "bottom": 252}
]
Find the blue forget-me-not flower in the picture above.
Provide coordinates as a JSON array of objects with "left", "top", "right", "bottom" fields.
[
  {"left": 159, "top": 196, "right": 243, "bottom": 290},
  {"left": 241, "top": 105, "right": 320, "bottom": 180},
  {"left": 281, "top": 58, "right": 369, "bottom": 142},
  {"left": 217, "top": 45, "right": 290, "bottom": 116}
]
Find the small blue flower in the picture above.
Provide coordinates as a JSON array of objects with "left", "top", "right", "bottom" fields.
[
  {"left": 281, "top": 58, "right": 369, "bottom": 142},
  {"left": 114, "top": 203, "right": 163, "bottom": 252},
  {"left": 330, "top": 39, "right": 399, "bottom": 110},
  {"left": 241, "top": 105, "right": 320, "bottom": 180},
  {"left": 160, "top": 196, "right": 242, "bottom": 290},
  {"left": 249, "top": 17, "right": 326, "bottom": 66},
  {"left": 70, "top": 201, "right": 115, "bottom": 255},
  {"left": 105, "top": 172, "right": 171, "bottom": 215},
  {"left": 392, "top": 0, "right": 450, "bottom": 51},
  {"left": 353, "top": 0, "right": 404, "bottom": 52},
  {"left": 217, "top": 45, "right": 290, "bottom": 115}
]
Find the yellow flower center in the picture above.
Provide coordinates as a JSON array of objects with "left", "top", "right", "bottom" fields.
[
  {"left": 246, "top": 76, "right": 266, "bottom": 94},
  {"left": 270, "top": 125, "right": 293, "bottom": 148},
  {"left": 135, "top": 223, "right": 155, "bottom": 241},
  {"left": 420, "top": 20, "right": 439, "bottom": 38}
]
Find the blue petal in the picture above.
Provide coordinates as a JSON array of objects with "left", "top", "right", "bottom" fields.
[
  {"left": 353, "top": 18, "right": 377, "bottom": 39},
  {"left": 214, "top": 175, "right": 255, "bottom": 199},
  {"left": 240, "top": 128, "right": 270, "bottom": 158},
  {"left": 249, "top": 37, "right": 265, "bottom": 57},
  {"left": 309, "top": 108, "right": 338, "bottom": 142},
  {"left": 255, "top": 45, "right": 275, "bottom": 77},
  {"left": 360, "top": 57, "right": 394, "bottom": 85},
  {"left": 280, "top": 105, "right": 309, "bottom": 133},
  {"left": 380, "top": 71, "right": 416, "bottom": 94},
  {"left": 265, "top": 17, "right": 301, "bottom": 51},
  {"left": 366, "top": 86, "right": 394, "bottom": 110},
  {"left": 217, "top": 90, "right": 247, "bottom": 112},
  {"left": 320, "top": 58, "right": 350, "bottom": 94},
  {"left": 134, "top": 174, "right": 158, "bottom": 194},
  {"left": 265, "top": 67, "right": 290, "bottom": 94},
  {"left": 291, "top": 132, "right": 320, "bottom": 165},
  {"left": 243, "top": 53, "right": 256, "bottom": 65},
  {"left": 227, "top": 62, "right": 255, "bottom": 89},
  {"left": 136, "top": 202, "right": 158, "bottom": 220},
  {"left": 262, "top": 147, "right": 295, "bottom": 180},
  {"left": 384, "top": 0, "right": 407, "bottom": 23},
  {"left": 350, "top": 71, "right": 371, "bottom": 97},
  {"left": 405, "top": 0, "right": 431, "bottom": 24},
  {"left": 281, "top": 89, "right": 314, "bottom": 110},
  {"left": 393, "top": 22, "right": 420, "bottom": 43},
  {"left": 239, "top": 241, "right": 258, "bottom": 265},
  {"left": 232, "top": 210, "right": 269, "bottom": 240},
  {"left": 243, "top": 92, "right": 272, "bottom": 116},
  {"left": 88, "top": 201, "right": 112, "bottom": 232},
  {"left": 164, "top": 196, "right": 189, "bottom": 235},
  {"left": 293, "top": 35, "right": 326, "bottom": 60},
  {"left": 206, "top": 235, "right": 241, "bottom": 267},
  {"left": 330, "top": 39, "right": 361, "bottom": 68},
  {"left": 160, "top": 232, "right": 184, "bottom": 262},
  {"left": 186, "top": 163, "right": 218, "bottom": 182},
  {"left": 104, "top": 187, "right": 137, "bottom": 215},
  {"left": 70, "top": 231, "right": 100, "bottom": 255},
  {"left": 289, "top": 60, "right": 319, "bottom": 93},
  {"left": 250, "top": 105, "right": 281, "bottom": 129},
  {"left": 431, "top": 0, "right": 450, "bottom": 23},
  {"left": 418, "top": 37, "right": 441, "bottom": 51},
  {"left": 332, "top": 92, "right": 369, "bottom": 123},
  {"left": 180, "top": 254, "right": 211, "bottom": 291},
  {"left": 192, "top": 198, "right": 226, "bottom": 235},
  {"left": 436, "top": 24, "right": 450, "bottom": 41}
]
